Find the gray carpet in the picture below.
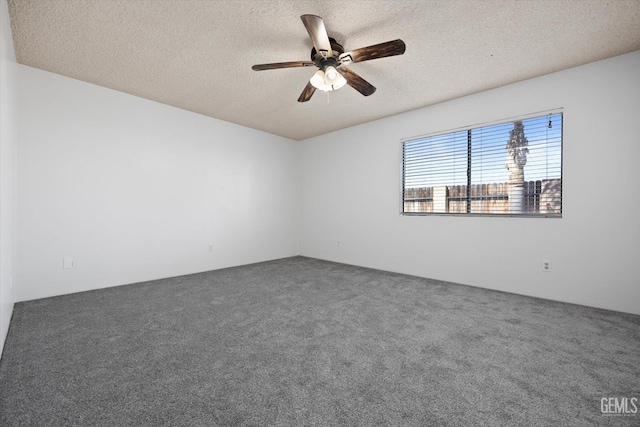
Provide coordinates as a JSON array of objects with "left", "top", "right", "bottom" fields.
[{"left": 0, "top": 256, "right": 638, "bottom": 426}]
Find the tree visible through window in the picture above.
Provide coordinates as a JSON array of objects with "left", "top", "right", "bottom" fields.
[{"left": 402, "top": 112, "right": 562, "bottom": 216}]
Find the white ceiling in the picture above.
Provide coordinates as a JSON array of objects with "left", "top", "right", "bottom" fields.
[{"left": 7, "top": 0, "right": 640, "bottom": 140}]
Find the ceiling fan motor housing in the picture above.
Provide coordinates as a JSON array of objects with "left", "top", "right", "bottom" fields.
[{"left": 311, "top": 37, "right": 344, "bottom": 62}]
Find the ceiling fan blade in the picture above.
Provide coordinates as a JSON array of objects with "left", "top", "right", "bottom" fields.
[
  {"left": 297, "top": 81, "right": 316, "bottom": 102},
  {"left": 340, "top": 39, "right": 406, "bottom": 63},
  {"left": 300, "top": 14, "right": 332, "bottom": 58},
  {"left": 337, "top": 67, "right": 376, "bottom": 96},
  {"left": 252, "top": 61, "right": 315, "bottom": 71}
]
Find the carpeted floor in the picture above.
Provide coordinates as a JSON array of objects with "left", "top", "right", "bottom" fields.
[{"left": 0, "top": 256, "right": 638, "bottom": 426}]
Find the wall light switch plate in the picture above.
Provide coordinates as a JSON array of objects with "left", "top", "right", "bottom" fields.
[{"left": 63, "top": 257, "right": 74, "bottom": 269}]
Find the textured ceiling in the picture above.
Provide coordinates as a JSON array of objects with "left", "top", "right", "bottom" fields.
[{"left": 7, "top": 0, "right": 640, "bottom": 140}]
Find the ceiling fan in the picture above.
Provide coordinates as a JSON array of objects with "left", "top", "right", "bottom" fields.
[{"left": 252, "top": 14, "right": 406, "bottom": 102}]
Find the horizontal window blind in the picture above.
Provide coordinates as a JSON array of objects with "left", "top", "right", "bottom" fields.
[{"left": 402, "top": 112, "right": 562, "bottom": 216}]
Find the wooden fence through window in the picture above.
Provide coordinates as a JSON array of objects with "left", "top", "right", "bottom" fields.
[{"left": 403, "top": 179, "right": 561, "bottom": 215}]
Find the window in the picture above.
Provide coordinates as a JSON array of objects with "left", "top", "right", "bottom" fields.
[{"left": 402, "top": 111, "right": 562, "bottom": 217}]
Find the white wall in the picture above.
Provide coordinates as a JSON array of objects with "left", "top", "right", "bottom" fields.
[
  {"left": 300, "top": 51, "right": 640, "bottom": 315},
  {"left": 17, "top": 65, "right": 298, "bottom": 301},
  {"left": 0, "top": 0, "right": 17, "bottom": 355}
]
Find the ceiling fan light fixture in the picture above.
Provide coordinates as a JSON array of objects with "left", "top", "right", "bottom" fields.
[
  {"left": 310, "top": 66, "right": 347, "bottom": 92},
  {"left": 324, "top": 65, "right": 339, "bottom": 82},
  {"left": 310, "top": 69, "right": 326, "bottom": 89},
  {"left": 331, "top": 73, "right": 347, "bottom": 90},
  {"left": 310, "top": 69, "right": 334, "bottom": 92}
]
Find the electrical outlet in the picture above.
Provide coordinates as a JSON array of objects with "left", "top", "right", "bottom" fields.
[
  {"left": 542, "top": 260, "right": 552, "bottom": 272},
  {"left": 208, "top": 244, "right": 214, "bottom": 253},
  {"left": 337, "top": 240, "right": 341, "bottom": 247}
]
